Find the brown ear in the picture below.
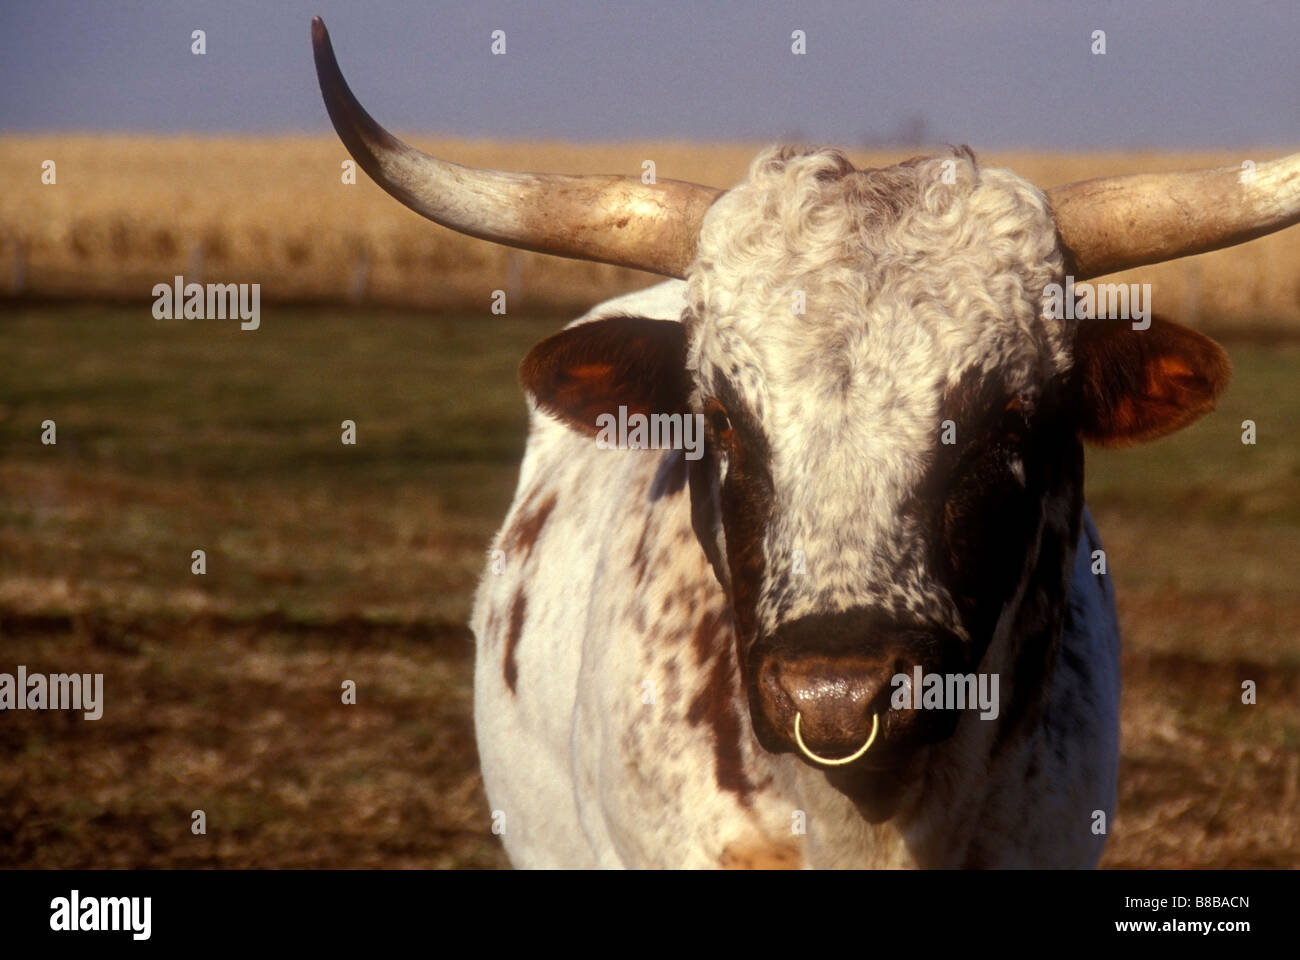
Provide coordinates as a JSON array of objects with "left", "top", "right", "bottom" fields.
[
  {"left": 1073, "top": 316, "right": 1231, "bottom": 447},
  {"left": 519, "top": 316, "right": 691, "bottom": 436}
]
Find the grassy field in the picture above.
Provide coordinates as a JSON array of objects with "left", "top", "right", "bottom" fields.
[
  {"left": 1, "top": 303, "right": 1297, "bottom": 868},
  {"left": 3, "top": 137, "right": 1300, "bottom": 325}
]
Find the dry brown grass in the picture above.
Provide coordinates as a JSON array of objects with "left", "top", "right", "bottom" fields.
[
  {"left": 0, "top": 614, "right": 501, "bottom": 869},
  {"left": 2, "top": 136, "right": 1299, "bottom": 322},
  {"left": 2, "top": 302, "right": 1297, "bottom": 869}
]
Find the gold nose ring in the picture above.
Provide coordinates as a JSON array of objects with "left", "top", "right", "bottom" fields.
[{"left": 793, "top": 712, "right": 879, "bottom": 766}]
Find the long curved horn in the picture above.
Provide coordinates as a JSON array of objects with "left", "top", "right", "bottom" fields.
[
  {"left": 1048, "top": 152, "right": 1300, "bottom": 280},
  {"left": 311, "top": 17, "right": 721, "bottom": 279}
]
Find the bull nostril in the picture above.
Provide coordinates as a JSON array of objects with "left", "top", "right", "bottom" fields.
[
  {"left": 756, "top": 654, "right": 888, "bottom": 757},
  {"left": 794, "top": 711, "right": 879, "bottom": 766},
  {"left": 753, "top": 612, "right": 964, "bottom": 762},
  {"left": 778, "top": 667, "right": 881, "bottom": 714}
]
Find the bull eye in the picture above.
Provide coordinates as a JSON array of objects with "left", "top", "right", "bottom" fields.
[
  {"left": 704, "top": 398, "right": 734, "bottom": 441},
  {"left": 1002, "top": 396, "right": 1028, "bottom": 436},
  {"left": 992, "top": 397, "right": 1030, "bottom": 470}
]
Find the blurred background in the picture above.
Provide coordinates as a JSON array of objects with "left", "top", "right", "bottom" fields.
[{"left": 0, "top": 0, "right": 1296, "bottom": 867}]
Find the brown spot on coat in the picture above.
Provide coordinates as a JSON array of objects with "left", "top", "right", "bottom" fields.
[
  {"left": 504, "top": 491, "right": 558, "bottom": 562},
  {"left": 503, "top": 589, "right": 527, "bottom": 694},
  {"left": 687, "top": 609, "right": 755, "bottom": 801},
  {"left": 631, "top": 516, "right": 653, "bottom": 586},
  {"left": 720, "top": 838, "right": 802, "bottom": 869},
  {"left": 690, "top": 606, "right": 728, "bottom": 667}
]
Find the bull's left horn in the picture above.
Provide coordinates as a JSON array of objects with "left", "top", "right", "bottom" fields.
[
  {"left": 1048, "top": 151, "right": 1300, "bottom": 280},
  {"left": 311, "top": 17, "right": 721, "bottom": 279}
]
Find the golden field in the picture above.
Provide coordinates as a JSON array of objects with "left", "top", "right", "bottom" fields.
[{"left": 2, "top": 136, "right": 1299, "bottom": 323}]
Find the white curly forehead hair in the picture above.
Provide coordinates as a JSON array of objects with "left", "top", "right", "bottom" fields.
[{"left": 684, "top": 146, "right": 1072, "bottom": 635}]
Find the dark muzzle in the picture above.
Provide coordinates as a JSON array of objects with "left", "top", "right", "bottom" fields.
[{"left": 749, "top": 608, "right": 965, "bottom": 767}]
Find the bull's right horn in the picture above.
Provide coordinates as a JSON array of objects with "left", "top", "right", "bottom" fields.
[
  {"left": 1048, "top": 151, "right": 1300, "bottom": 281},
  {"left": 311, "top": 17, "right": 722, "bottom": 279}
]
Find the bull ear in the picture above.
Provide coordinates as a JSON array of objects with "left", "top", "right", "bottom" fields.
[
  {"left": 1073, "top": 316, "right": 1231, "bottom": 447},
  {"left": 519, "top": 316, "right": 691, "bottom": 436}
]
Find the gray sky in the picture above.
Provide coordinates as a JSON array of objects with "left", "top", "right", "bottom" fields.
[{"left": 1, "top": 0, "right": 1297, "bottom": 148}]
